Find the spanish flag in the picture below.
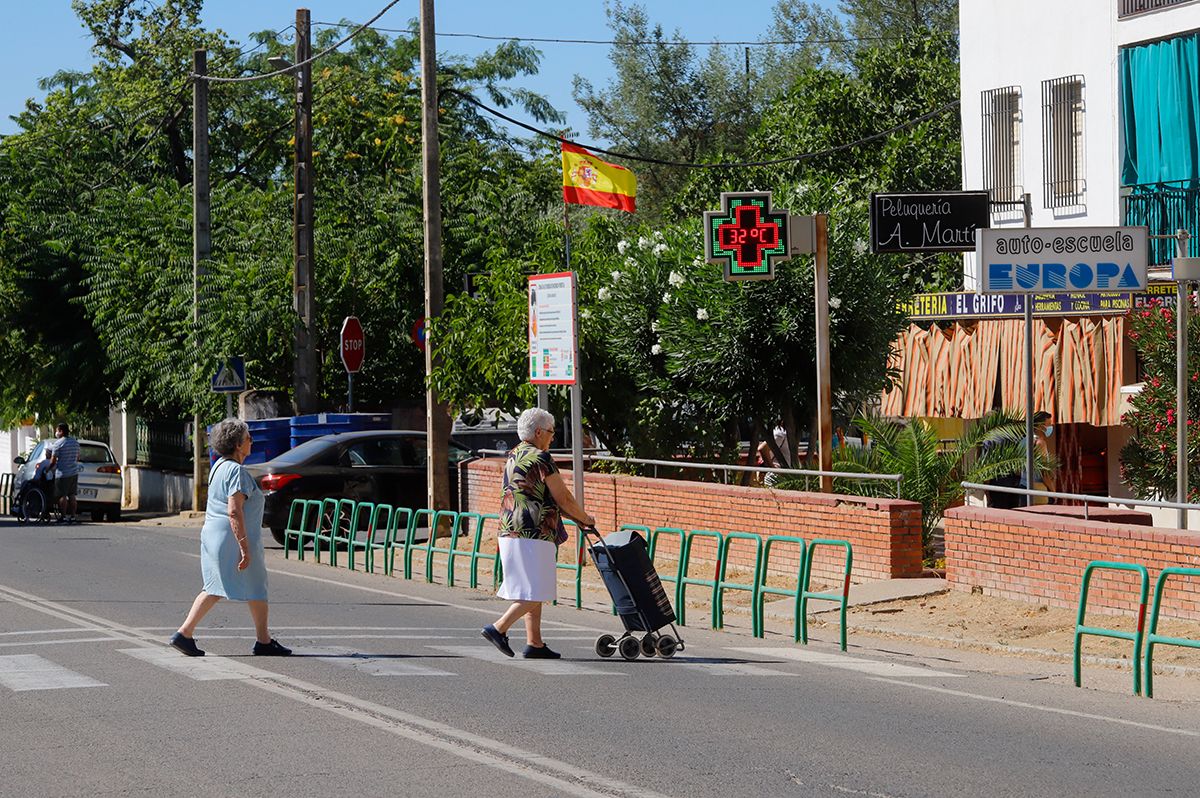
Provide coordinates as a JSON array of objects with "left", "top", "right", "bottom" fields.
[{"left": 561, "top": 142, "right": 636, "bottom": 213}]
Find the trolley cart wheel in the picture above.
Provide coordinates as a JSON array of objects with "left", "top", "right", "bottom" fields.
[
  {"left": 656, "top": 636, "right": 678, "bottom": 658},
  {"left": 640, "top": 633, "right": 658, "bottom": 658},
  {"left": 618, "top": 636, "right": 641, "bottom": 661},
  {"left": 594, "top": 634, "right": 617, "bottom": 658}
]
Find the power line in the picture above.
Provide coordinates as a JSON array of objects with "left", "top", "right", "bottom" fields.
[
  {"left": 313, "top": 20, "right": 893, "bottom": 48},
  {"left": 446, "top": 88, "right": 961, "bottom": 170},
  {"left": 197, "top": 0, "right": 404, "bottom": 84}
]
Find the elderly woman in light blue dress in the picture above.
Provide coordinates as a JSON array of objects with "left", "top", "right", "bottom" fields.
[{"left": 169, "top": 418, "right": 290, "bottom": 657}]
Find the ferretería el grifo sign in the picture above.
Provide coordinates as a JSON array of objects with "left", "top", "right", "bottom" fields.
[{"left": 869, "top": 191, "right": 990, "bottom": 254}]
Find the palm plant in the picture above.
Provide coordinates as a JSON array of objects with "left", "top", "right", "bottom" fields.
[{"left": 779, "top": 410, "right": 1054, "bottom": 559}]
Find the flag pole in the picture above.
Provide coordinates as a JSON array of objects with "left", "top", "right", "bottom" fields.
[{"left": 563, "top": 202, "right": 585, "bottom": 507}]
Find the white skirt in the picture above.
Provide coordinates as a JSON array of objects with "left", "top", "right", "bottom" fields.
[{"left": 496, "top": 537, "right": 557, "bottom": 602}]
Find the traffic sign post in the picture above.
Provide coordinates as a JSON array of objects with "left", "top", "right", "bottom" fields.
[
  {"left": 340, "top": 316, "right": 365, "bottom": 412},
  {"left": 211, "top": 356, "right": 246, "bottom": 417},
  {"left": 410, "top": 316, "right": 426, "bottom": 351}
]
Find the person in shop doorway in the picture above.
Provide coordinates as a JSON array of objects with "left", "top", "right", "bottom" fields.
[
  {"left": 1021, "top": 411, "right": 1055, "bottom": 504},
  {"left": 986, "top": 411, "right": 1054, "bottom": 509}
]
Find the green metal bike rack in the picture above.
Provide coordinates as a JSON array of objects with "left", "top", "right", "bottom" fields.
[
  {"left": 755, "top": 535, "right": 807, "bottom": 640},
  {"left": 800, "top": 539, "right": 853, "bottom": 651},
  {"left": 312, "top": 497, "right": 343, "bottom": 564},
  {"left": 1074, "top": 560, "right": 1150, "bottom": 696},
  {"left": 424, "top": 510, "right": 463, "bottom": 584},
  {"left": 383, "top": 506, "right": 414, "bottom": 577},
  {"left": 401, "top": 508, "right": 435, "bottom": 580},
  {"left": 335, "top": 501, "right": 374, "bottom": 571},
  {"left": 647, "top": 527, "right": 686, "bottom": 616},
  {"left": 467, "top": 512, "right": 502, "bottom": 589},
  {"left": 325, "top": 498, "right": 358, "bottom": 568},
  {"left": 715, "top": 531, "right": 763, "bottom": 631},
  {"left": 350, "top": 503, "right": 392, "bottom": 574},
  {"left": 677, "top": 529, "right": 726, "bottom": 628},
  {"left": 554, "top": 520, "right": 585, "bottom": 608},
  {"left": 1142, "top": 566, "right": 1200, "bottom": 698},
  {"left": 284, "top": 499, "right": 321, "bottom": 561},
  {"left": 296, "top": 499, "right": 325, "bottom": 560}
]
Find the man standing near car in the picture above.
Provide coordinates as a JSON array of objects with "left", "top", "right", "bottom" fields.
[{"left": 47, "top": 423, "right": 81, "bottom": 524}]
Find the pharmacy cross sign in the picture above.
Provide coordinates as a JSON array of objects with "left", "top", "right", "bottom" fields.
[{"left": 704, "top": 191, "right": 791, "bottom": 281}]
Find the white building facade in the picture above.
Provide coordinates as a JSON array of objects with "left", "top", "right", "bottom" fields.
[
  {"left": 961, "top": 0, "right": 1200, "bottom": 284},
  {"left": 956, "top": 0, "right": 1200, "bottom": 511}
]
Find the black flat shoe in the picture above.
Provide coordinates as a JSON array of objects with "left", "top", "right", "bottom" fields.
[
  {"left": 481, "top": 624, "right": 515, "bottom": 657},
  {"left": 522, "top": 644, "right": 561, "bottom": 659},
  {"left": 252, "top": 639, "right": 292, "bottom": 656},
  {"left": 169, "top": 632, "right": 204, "bottom": 657}
]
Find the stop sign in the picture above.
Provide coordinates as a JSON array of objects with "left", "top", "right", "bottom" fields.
[{"left": 340, "top": 316, "right": 365, "bottom": 373}]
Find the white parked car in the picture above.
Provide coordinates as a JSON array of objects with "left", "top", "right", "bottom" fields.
[{"left": 12, "top": 438, "right": 123, "bottom": 522}]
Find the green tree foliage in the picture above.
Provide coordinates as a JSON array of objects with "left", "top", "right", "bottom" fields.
[
  {"left": 0, "top": 1, "right": 562, "bottom": 424},
  {"left": 798, "top": 410, "right": 1052, "bottom": 557},
  {"left": 572, "top": 1, "right": 768, "bottom": 218},
  {"left": 1119, "top": 300, "right": 1200, "bottom": 500}
]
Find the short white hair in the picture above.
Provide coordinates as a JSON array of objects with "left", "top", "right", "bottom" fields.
[
  {"left": 517, "top": 408, "right": 555, "bottom": 443},
  {"left": 210, "top": 418, "right": 249, "bottom": 457}
]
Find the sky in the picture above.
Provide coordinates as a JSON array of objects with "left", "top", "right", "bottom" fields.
[{"left": 0, "top": 1, "right": 832, "bottom": 140}]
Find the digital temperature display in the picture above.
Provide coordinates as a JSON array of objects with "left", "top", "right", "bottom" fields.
[{"left": 703, "top": 191, "right": 790, "bottom": 282}]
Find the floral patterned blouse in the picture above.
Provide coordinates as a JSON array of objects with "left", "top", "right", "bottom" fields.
[{"left": 498, "top": 441, "right": 565, "bottom": 544}]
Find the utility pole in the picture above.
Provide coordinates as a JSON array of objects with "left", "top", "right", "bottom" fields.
[
  {"left": 192, "top": 49, "right": 210, "bottom": 513},
  {"left": 292, "top": 8, "right": 318, "bottom": 414},
  {"left": 814, "top": 214, "right": 833, "bottom": 491},
  {"left": 420, "top": 0, "right": 451, "bottom": 510}
]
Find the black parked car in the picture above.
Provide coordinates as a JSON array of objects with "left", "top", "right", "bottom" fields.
[{"left": 245, "top": 430, "right": 476, "bottom": 545}]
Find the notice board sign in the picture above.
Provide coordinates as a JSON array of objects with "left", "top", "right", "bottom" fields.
[
  {"left": 976, "top": 226, "right": 1149, "bottom": 294},
  {"left": 528, "top": 272, "right": 577, "bottom": 385},
  {"left": 870, "top": 191, "right": 990, "bottom": 254}
]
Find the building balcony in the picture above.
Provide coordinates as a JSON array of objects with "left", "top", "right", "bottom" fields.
[
  {"left": 1119, "top": 0, "right": 1199, "bottom": 18},
  {"left": 1122, "top": 182, "right": 1200, "bottom": 267}
]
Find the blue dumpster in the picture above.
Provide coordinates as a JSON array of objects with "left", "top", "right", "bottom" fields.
[{"left": 289, "top": 412, "right": 391, "bottom": 449}]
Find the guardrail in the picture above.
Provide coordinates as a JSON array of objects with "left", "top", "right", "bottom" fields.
[
  {"left": 472, "top": 449, "right": 904, "bottom": 497},
  {"left": 280, "top": 497, "right": 855, "bottom": 651},
  {"left": 961, "top": 482, "right": 1200, "bottom": 521}
]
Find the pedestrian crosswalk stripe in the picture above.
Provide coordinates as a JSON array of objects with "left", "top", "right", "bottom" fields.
[
  {"left": 298, "top": 646, "right": 455, "bottom": 677},
  {"left": 0, "top": 654, "right": 106, "bottom": 692},
  {"left": 728, "top": 647, "right": 966, "bottom": 678},
  {"left": 429, "top": 645, "right": 617, "bottom": 676},
  {"left": 673, "top": 658, "right": 799, "bottom": 676},
  {"left": 119, "top": 648, "right": 259, "bottom": 681}
]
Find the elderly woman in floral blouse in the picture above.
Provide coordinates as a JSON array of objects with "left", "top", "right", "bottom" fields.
[{"left": 481, "top": 408, "right": 594, "bottom": 659}]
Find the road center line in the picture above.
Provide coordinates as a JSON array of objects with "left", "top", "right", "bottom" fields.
[
  {"left": 0, "top": 582, "right": 673, "bottom": 798},
  {"left": 867, "top": 677, "right": 1200, "bottom": 737}
]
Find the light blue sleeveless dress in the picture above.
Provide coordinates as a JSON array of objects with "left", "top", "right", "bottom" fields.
[{"left": 200, "top": 458, "right": 268, "bottom": 601}]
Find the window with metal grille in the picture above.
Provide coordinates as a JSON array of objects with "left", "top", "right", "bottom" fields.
[
  {"left": 1042, "top": 76, "right": 1085, "bottom": 208},
  {"left": 981, "top": 87, "right": 1022, "bottom": 204}
]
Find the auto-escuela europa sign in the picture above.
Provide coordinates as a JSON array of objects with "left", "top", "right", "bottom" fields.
[
  {"left": 870, "top": 191, "right": 990, "bottom": 254},
  {"left": 976, "top": 226, "right": 1149, "bottom": 294}
]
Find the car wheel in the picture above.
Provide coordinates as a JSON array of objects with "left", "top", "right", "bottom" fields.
[
  {"left": 270, "top": 526, "right": 286, "bottom": 546},
  {"left": 90, "top": 511, "right": 104, "bottom": 522},
  {"left": 104, "top": 505, "right": 121, "bottom": 523}
]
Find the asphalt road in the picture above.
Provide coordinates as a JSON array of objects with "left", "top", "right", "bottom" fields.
[{"left": 2, "top": 519, "right": 1198, "bottom": 798}]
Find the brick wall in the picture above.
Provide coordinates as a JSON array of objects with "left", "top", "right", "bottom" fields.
[
  {"left": 945, "top": 505, "right": 1200, "bottom": 621},
  {"left": 462, "top": 458, "right": 924, "bottom": 583}
]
